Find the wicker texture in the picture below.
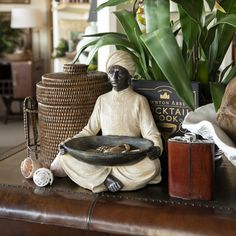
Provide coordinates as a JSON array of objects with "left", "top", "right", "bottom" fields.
[{"left": 37, "top": 64, "right": 111, "bottom": 167}]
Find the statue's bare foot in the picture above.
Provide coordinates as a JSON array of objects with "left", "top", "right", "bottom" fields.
[{"left": 104, "top": 175, "right": 123, "bottom": 192}]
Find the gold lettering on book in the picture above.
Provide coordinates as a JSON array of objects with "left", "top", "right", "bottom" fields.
[
  {"left": 160, "top": 92, "right": 170, "bottom": 99},
  {"left": 151, "top": 106, "right": 189, "bottom": 117},
  {"left": 133, "top": 83, "right": 198, "bottom": 141}
]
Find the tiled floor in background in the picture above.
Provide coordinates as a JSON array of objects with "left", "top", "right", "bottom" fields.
[{"left": 0, "top": 119, "right": 25, "bottom": 155}]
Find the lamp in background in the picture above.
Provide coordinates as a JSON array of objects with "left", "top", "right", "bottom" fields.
[
  {"left": 11, "top": 8, "right": 42, "bottom": 60},
  {"left": 88, "top": 0, "right": 97, "bottom": 22},
  {"left": 87, "top": 0, "right": 97, "bottom": 38},
  {"left": 76, "top": 0, "right": 98, "bottom": 64}
]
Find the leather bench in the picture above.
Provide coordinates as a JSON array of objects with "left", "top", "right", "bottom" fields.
[{"left": 0, "top": 144, "right": 236, "bottom": 235}]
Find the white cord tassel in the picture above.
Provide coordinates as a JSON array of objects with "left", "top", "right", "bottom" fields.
[{"left": 33, "top": 168, "right": 54, "bottom": 187}]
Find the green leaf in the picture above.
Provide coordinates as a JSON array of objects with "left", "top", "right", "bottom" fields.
[
  {"left": 216, "top": 0, "right": 236, "bottom": 19},
  {"left": 82, "top": 32, "right": 127, "bottom": 38},
  {"left": 212, "top": 0, "right": 236, "bottom": 71},
  {"left": 144, "top": 0, "right": 170, "bottom": 33},
  {"left": 96, "top": 0, "right": 128, "bottom": 12},
  {"left": 86, "top": 34, "right": 135, "bottom": 64},
  {"left": 173, "top": 27, "right": 181, "bottom": 36},
  {"left": 199, "top": 28, "right": 208, "bottom": 57},
  {"left": 178, "top": 5, "right": 200, "bottom": 49},
  {"left": 205, "top": 13, "right": 236, "bottom": 76},
  {"left": 210, "top": 82, "right": 226, "bottom": 111},
  {"left": 200, "top": 13, "right": 216, "bottom": 55},
  {"left": 133, "top": 28, "right": 152, "bottom": 80},
  {"left": 141, "top": 28, "right": 195, "bottom": 110},
  {"left": 150, "top": 57, "right": 166, "bottom": 80},
  {"left": 211, "top": 24, "right": 235, "bottom": 76},
  {"left": 205, "top": 13, "right": 216, "bottom": 27},
  {"left": 186, "top": 51, "right": 194, "bottom": 80},
  {"left": 181, "top": 40, "right": 188, "bottom": 62},
  {"left": 215, "top": 14, "right": 236, "bottom": 27},
  {"left": 208, "top": 29, "right": 219, "bottom": 76},
  {"left": 197, "top": 60, "right": 209, "bottom": 84},
  {"left": 220, "top": 62, "right": 234, "bottom": 82},
  {"left": 172, "top": 0, "right": 203, "bottom": 22},
  {"left": 222, "top": 65, "right": 236, "bottom": 84},
  {"left": 72, "top": 39, "right": 99, "bottom": 64},
  {"left": 206, "top": 0, "right": 216, "bottom": 11},
  {"left": 114, "top": 10, "right": 142, "bottom": 51},
  {"left": 197, "top": 59, "right": 210, "bottom": 98},
  {"left": 202, "top": 26, "right": 216, "bottom": 58}
]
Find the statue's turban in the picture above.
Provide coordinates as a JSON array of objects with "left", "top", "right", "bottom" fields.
[{"left": 106, "top": 50, "right": 136, "bottom": 77}]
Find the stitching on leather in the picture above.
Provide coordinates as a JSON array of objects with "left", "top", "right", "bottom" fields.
[
  {"left": 98, "top": 192, "right": 236, "bottom": 213},
  {"left": 0, "top": 183, "right": 235, "bottom": 214},
  {"left": 86, "top": 194, "right": 99, "bottom": 231}
]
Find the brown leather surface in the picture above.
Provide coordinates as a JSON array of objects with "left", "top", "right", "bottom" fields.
[
  {"left": 0, "top": 146, "right": 236, "bottom": 235},
  {"left": 168, "top": 141, "right": 214, "bottom": 200},
  {"left": 91, "top": 195, "right": 236, "bottom": 236},
  {"left": 0, "top": 218, "right": 107, "bottom": 236}
]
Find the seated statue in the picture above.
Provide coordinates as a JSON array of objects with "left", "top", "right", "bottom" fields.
[{"left": 51, "top": 50, "right": 163, "bottom": 193}]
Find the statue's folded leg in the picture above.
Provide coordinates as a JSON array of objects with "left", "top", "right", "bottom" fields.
[
  {"left": 111, "top": 157, "right": 161, "bottom": 191},
  {"left": 60, "top": 154, "right": 111, "bottom": 193},
  {"left": 59, "top": 155, "right": 161, "bottom": 192},
  {"left": 50, "top": 153, "right": 67, "bottom": 177}
]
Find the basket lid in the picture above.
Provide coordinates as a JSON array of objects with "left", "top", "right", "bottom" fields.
[
  {"left": 40, "top": 64, "right": 108, "bottom": 87},
  {"left": 63, "top": 64, "right": 88, "bottom": 75}
]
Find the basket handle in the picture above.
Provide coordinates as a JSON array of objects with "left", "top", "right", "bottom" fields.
[{"left": 23, "top": 97, "right": 39, "bottom": 160}]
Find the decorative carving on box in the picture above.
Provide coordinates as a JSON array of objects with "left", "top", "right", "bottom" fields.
[{"left": 36, "top": 64, "right": 111, "bottom": 167}]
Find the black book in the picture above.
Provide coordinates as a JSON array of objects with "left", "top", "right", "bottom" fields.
[{"left": 131, "top": 80, "right": 199, "bottom": 142}]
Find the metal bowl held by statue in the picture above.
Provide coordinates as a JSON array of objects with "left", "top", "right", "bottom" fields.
[{"left": 62, "top": 135, "right": 154, "bottom": 166}]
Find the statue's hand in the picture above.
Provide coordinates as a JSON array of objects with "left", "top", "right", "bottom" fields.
[
  {"left": 58, "top": 137, "right": 71, "bottom": 155},
  {"left": 147, "top": 146, "right": 161, "bottom": 160},
  {"left": 108, "top": 182, "right": 122, "bottom": 192},
  {"left": 104, "top": 175, "right": 123, "bottom": 192},
  {"left": 59, "top": 144, "right": 66, "bottom": 155}
]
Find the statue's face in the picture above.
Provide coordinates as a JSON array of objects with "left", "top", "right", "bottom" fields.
[{"left": 107, "top": 65, "right": 130, "bottom": 91}]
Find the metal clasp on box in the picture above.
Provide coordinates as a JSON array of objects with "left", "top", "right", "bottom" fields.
[
  {"left": 170, "top": 132, "right": 197, "bottom": 143},
  {"left": 183, "top": 132, "right": 197, "bottom": 142}
]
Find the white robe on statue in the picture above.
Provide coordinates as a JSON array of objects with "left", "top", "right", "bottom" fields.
[{"left": 51, "top": 87, "right": 163, "bottom": 193}]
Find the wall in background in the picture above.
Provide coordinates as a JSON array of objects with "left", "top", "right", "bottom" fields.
[
  {"left": 0, "top": 0, "right": 51, "bottom": 117},
  {"left": 0, "top": 0, "right": 52, "bottom": 72}
]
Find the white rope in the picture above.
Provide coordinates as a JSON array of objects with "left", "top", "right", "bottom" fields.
[{"left": 33, "top": 168, "right": 54, "bottom": 187}]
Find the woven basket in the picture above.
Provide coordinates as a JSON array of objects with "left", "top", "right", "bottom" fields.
[{"left": 37, "top": 64, "right": 111, "bottom": 167}]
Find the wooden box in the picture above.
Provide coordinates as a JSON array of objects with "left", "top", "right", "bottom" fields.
[
  {"left": 168, "top": 135, "right": 215, "bottom": 200},
  {"left": 11, "top": 60, "right": 43, "bottom": 98}
]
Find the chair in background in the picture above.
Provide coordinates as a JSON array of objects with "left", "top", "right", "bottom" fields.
[{"left": 0, "top": 62, "right": 19, "bottom": 124}]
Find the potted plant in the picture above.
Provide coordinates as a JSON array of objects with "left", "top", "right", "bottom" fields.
[
  {"left": 0, "top": 16, "right": 25, "bottom": 59},
  {"left": 73, "top": 0, "right": 236, "bottom": 109},
  {"left": 72, "top": 0, "right": 236, "bottom": 145}
]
